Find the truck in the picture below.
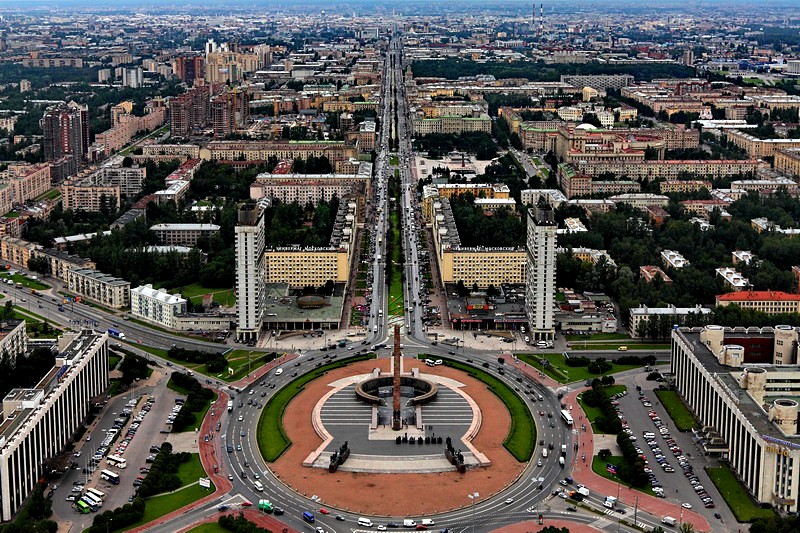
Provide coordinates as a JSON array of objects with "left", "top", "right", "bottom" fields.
[
  {"left": 227, "top": 400, "right": 233, "bottom": 412},
  {"left": 603, "top": 496, "right": 617, "bottom": 509},
  {"left": 107, "top": 329, "right": 126, "bottom": 339},
  {"left": 561, "top": 444, "right": 567, "bottom": 455},
  {"left": 662, "top": 517, "right": 676, "bottom": 526},
  {"left": 576, "top": 486, "right": 590, "bottom": 498},
  {"left": 558, "top": 457, "right": 565, "bottom": 467}
]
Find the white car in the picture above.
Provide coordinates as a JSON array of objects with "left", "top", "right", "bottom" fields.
[
  {"left": 274, "top": 368, "right": 283, "bottom": 376},
  {"left": 682, "top": 503, "right": 692, "bottom": 509},
  {"left": 504, "top": 498, "right": 514, "bottom": 505}
]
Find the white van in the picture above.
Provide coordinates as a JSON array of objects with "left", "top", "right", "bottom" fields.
[
  {"left": 357, "top": 518, "right": 373, "bottom": 527},
  {"left": 421, "top": 519, "right": 435, "bottom": 526},
  {"left": 253, "top": 481, "right": 263, "bottom": 491},
  {"left": 403, "top": 519, "right": 416, "bottom": 527},
  {"left": 542, "top": 449, "right": 548, "bottom": 458}
]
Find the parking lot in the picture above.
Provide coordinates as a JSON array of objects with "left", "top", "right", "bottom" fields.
[{"left": 612, "top": 372, "right": 732, "bottom": 526}]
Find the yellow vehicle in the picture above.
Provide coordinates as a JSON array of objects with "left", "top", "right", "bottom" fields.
[{"left": 617, "top": 346, "right": 628, "bottom": 351}]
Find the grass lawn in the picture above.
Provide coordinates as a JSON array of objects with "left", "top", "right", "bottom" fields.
[
  {"left": 591, "top": 455, "right": 654, "bottom": 496},
  {"left": 571, "top": 343, "right": 669, "bottom": 351},
  {"left": 387, "top": 210, "right": 404, "bottom": 316},
  {"left": 390, "top": 156, "right": 399, "bottom": 166},
  {"left": 706, "top": 465, "right": 776, "bottom": 522},
  {"left": 565, "top": 333, "right": 630, "bottom": 341},
  {"left": 128, "top": 343, "right": 265, "bottom": 383},
  {"left": 174, "top": 283, "right": 236, "bottom": 308},
  {"left": 577, "top": 385, "right": 627, "bottom": 433},
  {"left": 109, "top": 354, "right": 122, "bottom": 370},
  {"left": 435, "top": 356, "right": 535, "bottom": 461},
  {"left": 1, "top": 273, "right": 49, "bottom": 290},
  {"left": 518, "top": 352, "right": 645, "bottom": 384},
  {"left": 654, "top": 389, "right": 696, "bottom": 431},
  {"left": 121, "top": 482, "right": 215, "bottom": 532},
  {"left": 257, "top": 354, "right": 375, "bottom": 462},
  {"left": 34, "top": 188, "right": 62, "bottom": 201},
  {"left": 177, "top": 453, "right": 207, "bottom": 484},
  {"left": 187, "top": 523, "right": 229, "bottom": 533}
]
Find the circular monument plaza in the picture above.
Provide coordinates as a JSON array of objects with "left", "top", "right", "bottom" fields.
[{"left": 268, "top": 345, "right": 526, "bottom": 516}]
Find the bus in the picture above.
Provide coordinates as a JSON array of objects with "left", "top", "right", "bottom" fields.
[
  {"left": 560, "top": 410, "right": 574, "bottom": 426},
  {"left": 86, "top": 488, "right": 105, "bottom": 501},
  {"left": 83, "top": 493, "right": 103, "bottom": 508},
  {"left": 80, "top": 497, "right": 98, "bottom": 512},
  {"left": 100, "top": 469, "right": 120, "bottom": 485},
  {"left": 106, "top": 455, "right": 127, "bottom": 469},
  {"left": 75, "top": 500, "right": 92, "bottom": 514}
]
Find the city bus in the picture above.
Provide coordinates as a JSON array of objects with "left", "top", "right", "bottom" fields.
[
  {"left": 86, "top": 488, "right": 105, "bottom": 501},
  {"left": 78, "top": 497, "right": 97, "bottom": 512},
  {"left": 83, "top": 493, "right": 103, "bottom": 508},
  {"left": 560, "top": 410, "right": 574, "bottom": 426},
  {"left": 106, "top": 455, "right": 127, "bottom": 469},
  {"left": 100, "top": 469, "right": 120, "bottom": 485},
  {"left": 75, "top": 500, "right": 92, "bottom": 514}
]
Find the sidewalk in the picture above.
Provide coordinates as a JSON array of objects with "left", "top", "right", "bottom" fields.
[{"left": 564, "top": 387, "right": 711, "bottom": 532}]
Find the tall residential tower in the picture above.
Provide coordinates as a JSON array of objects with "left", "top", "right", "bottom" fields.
[
  {"left": 235, "top": 202, "right": 266, "bottom": 342},
  {"left": 525, "top": 203, "right": 557, "bottom": 340}
]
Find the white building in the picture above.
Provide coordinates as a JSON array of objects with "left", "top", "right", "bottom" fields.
[
  {"left": 520, "top": 189, "right": 568, "bottom": 208},
  {"left": 716, "top": 267, "right": 750, "bottom": 290},
  {"left": 525, "top": 205, "right": 557, "bottom": 340},
  {"left": 661, "top": 250, "right": 689, "bottom": 269},
  {"left": 130, "top": 284, "right": 187, "bottom": 329},
  {"left": 628, "top": 304, "right": 711, "bottom": 338},
  {"left": 732, "top": 250, "right": 755, "bottom": 265},
  {"left": 235, "top": 203, "right": 266, "bottom": 342},
  {"left": 0, "top": 331, "right": 110, "bottom": 521},
  {"left": 558, "top": 217, "right": 587, "bottom": 234}
]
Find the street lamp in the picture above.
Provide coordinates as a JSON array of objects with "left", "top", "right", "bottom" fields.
[{"left": 467, "top": 492, "right": 479, "bottom": 533}]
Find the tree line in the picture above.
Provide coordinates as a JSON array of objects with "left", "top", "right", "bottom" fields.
[{"left": 169, "top": 371, "right": 216, "bottom": 432}]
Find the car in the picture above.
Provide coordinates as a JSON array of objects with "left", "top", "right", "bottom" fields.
[
  {"left": 537, "top": 460, "right": 542, "bottom": 467},
  {"left": 682, "top": 503, "right": 692, "bottom": 509},
  {"left": 228, "top": 474, "right": 234, "bottom": 481},
  {"left": 566, "top": 506, "right": 577, "bottom": 512},
  {"left": 240, "top": 430, "right": 246, "bottom": 437},
  {"left": 218, "top": 505, "right": 230, "bottom": 511},
  {"left": 274, "top": 507, "right": 285, "bottom": 515},
  {"left": 65, "top": 496, "right": 76, "bottom": 501},
  {"left": 238, "top": 415, "right": 243, "bottom": 421},
  {"left": 319, "top": 508, "right": 330, "bottom": 515},
  {"left": 378, "top": 526, "right": 387, "bottom": 531},
  {"left": 559, "top": 480, "right": 567, "bottom": 486},
  {"left": 253, "top": 473, "right": 260, "bottom": 479},
  {"left": 415, "top": 526, "right": 428, "bottom": 531},
  {"left": 335, "top": 515, "right": 346, "bottom": 521},
  {"left": 236, "top": 445, "right": 242, "bottom": 451},
  {"left": 315, "top": 528, "right": 325, "bottom": 533},
  {"left": 274, "top": 368, "right": 283, "bottom": 375},
  {"left": 550, "top": 422, "right": 555, "bottom": 428},
  {"left": 504, "top": 498, "right": 514, "bottom": 504},
  {"left": 714, "top": 513, "right": 721, "bottom": 519},
  {"left": 386, "top": 523, "right": 399, "bottom": 528},
  {"left": 241, "top": 501, "right": 252, "bottom": 507}
]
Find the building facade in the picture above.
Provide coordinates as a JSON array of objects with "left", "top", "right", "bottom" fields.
[
  {"left": 525, "top": 205, "right": 557, "bottom": 340},
  {"left": 66, "top": 269, "right": 130, "bottom": 309},
  {"left": 0, "top": 331, "right": 109, "bottom": 521},
  {"left": 149, "top": 224, "right": 221, "bottom": 247},
  {"left": 130, "top": 284, "right": 187, "bottom": 329},
  {"left": 235, "top": 203, "right": 266, "bottom": 342}
]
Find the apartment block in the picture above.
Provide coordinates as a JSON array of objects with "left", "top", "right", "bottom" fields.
[
  {"left": 724, "top": 130, "right": 800, "bottom": 158},
  {"left": 411, "top": 114, "right": 491, "bottom": 135},
  {"left": 66, "top": 268, "right": 130, "bottom": 309},
  {"left": 661, "top": 249, "right": 689, "bottom": 269},
  {"left": 130, "top": 284, "right": 187, "bottom": 329},
  {"left": 0, "top": 320, "right": 28, "bottom": 368},
  {"left": 660, "top": 180, "right": 712, "bottom": 194},
  {"left": 2, "top": 163, "right": 51, "bottom": 203},
  {"left": 149, "top": 223, "right": 220, "bottom": 247},
  {"left": 576, "top": 159, "right": 762, "bottom": 180},
  {"left": 202, "top": 140, "right": 357, "bottom": 166},
  {"left": 235, "top": 203, "right": 266, "bottom": 342},
  {"left": 628, "top": 304, "right": 711, "bottom": 338},
  {"left": 526, "top": 205, "right": 558, "bottom": 341},
  {"left": 0, "top": 331, "right": 109, "bottom": 521},
  {"left": 61, "top": 166, "right": 146, "bottom": 212},
  {"left": 775, "top": 148, "right": 800, "bottom": 178}
]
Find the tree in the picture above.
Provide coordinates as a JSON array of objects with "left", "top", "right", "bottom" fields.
[
  {"left": 599, "top": 448, "right": 612, "bottom": 459},
  {"left": 27, "top": 256, "right": 50, "bottom": 276}
]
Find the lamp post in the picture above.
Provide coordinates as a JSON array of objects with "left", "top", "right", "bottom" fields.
[{"left": 468, "top": 492, "right": 479, "bottom": 533}]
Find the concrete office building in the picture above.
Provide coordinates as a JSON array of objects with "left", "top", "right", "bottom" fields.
[
  {"left": 0, "top": 330, "right": 109, "bottom": 521},
  {"left": 671, "top": 325, "right": 800, "bottom": 512},
  {"left": 235, "top": 203, "right": 266, "bottom": 342},
  {"left": 525, "top": 204, "right": 557, "bottom": 341},
  {"left": 130, "top": 284, "right": 187, "bottom": 329}
]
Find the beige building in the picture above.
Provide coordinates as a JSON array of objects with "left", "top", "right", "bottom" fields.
[
  {"left": 0, "top": 236, "right": 95, "bottom": 280},
  {"left": 660, "top": 180, "right": 712, "bottom": 194},
  {"left": 61, "top": 166, "right": 147, "bottom": 212},
  {"left": 140, "top": 144, "right": 201, "bottom": 161},
  {"left": 264, "top": 200, "right": 357, "bottom": 288},
  {"left": 411, "top": 114, "right": 492, "bottom": 135},
  {"left": 66, "top": 268, "right": 130, "bottom": 309},
  {"left": 430, "top": 198, "right": 525, "bottom": 288},
  {"left": 202, "top": 140, "right": 357, "bottom": 166},
  {"left": 724, "top": 130, "right": 800, "bottom": 158},
  {"left": 576, "top": 159, "right": 763, "bottom": 180},
  {"left": 3, "top": 163, "right": 51, "bottom": 203},
  {"left": 715, "top": 291, "right": 800, "bottom": 314},
  {"left": 775, "top": 148, "right": 800, "bottom": 178}
]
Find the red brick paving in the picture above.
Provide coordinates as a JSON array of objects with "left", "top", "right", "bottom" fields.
[
  {"left": 563, "top": 388, "right": 711, "bottom": 532},
  {"left": 492, "top": 519, "right": 605, "bottom": 533}
]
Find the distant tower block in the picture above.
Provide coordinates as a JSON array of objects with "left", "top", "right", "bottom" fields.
[
  {"left": 793, "top": 266, "right": 800, "bottom": 294},
  {"left": 392, "top": 325, "right": 402, "bottom": 430},
  {"left": 539, "top": 3, "right": 544, "bottom": 36}
]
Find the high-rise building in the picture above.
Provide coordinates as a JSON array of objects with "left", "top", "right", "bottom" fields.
[
  {"left": 169, "top": 85, "right": 214, "bottom": 137},
  {"left": 40, "top": 101, "right": 89, "bottom": 175},
  {"left": 173, "top": 55, "right": 204, "bottom": 84},
  {"left": 525, "top": 203, "right": 557, "bottom": 340},
  {"left": 211, "top": 89, "right": 250, "bottom": 138},
  {"left": 235, "top": 202, "right": 266, "bottom": 342},
  {"left": 121, "top": 67, "right": 143, "bottom": 88}
]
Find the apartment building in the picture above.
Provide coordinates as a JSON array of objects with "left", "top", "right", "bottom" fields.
[
  {"left": 0, "top": 320, "right": 28, "bottom": 368},
  {"left": 724, "top": 130, "right": 800, "bottom": 158},
  {"left": 264, "top": 201, "right": 357, "bottom": 288},
  {"left": 2, "top": 163, "right": 51, "bottom": 203},
  {"left": 557, "top": 247, "right": 616, "bottom": 268},
  {"left": 91, "top": 102, "right": 166, "bottom": 159},
  {"left": 732, "top": 250, "right": 755, "bottom": 265},
  {"left": 560, "top": 74, "right": 633, "bottom": 91},
  {"left": 628, "top": 304, "right": 711, "bottom": 338},
  {"left": 775, "top": 148, "right": 800, "bottom": 178},
  {"left": 250, "top": 162, "right": 372, "bottom": 205},
  {"left": 716, "top": 267, "right": 750, "bottom": 290},
  {"left": 202, "top": 140, "right": 358, "bottom": 166},
  {"left": 66, "top": 268, "right": 130, "bottom": 309},
  {"left": 520, "top": 189, "right": 568, "bottom": 208},
  {"left": 0, "top": 331, "right": 109, "bottom": 521},
  {"left": 235, "top": 203, "right": 266, "bottom": 342},
  {"left": 662, "top": 249, "right": 690, "bottom": 269},
  {"left": 0, "top": 237, "right": 95, "bottom": 281},
  {"left": 130, "top": 284, "right": 187, "bottom": 329},
  {"left": 429, "top": 198, "right": 526, "bottom": 288},
  {"left": 609, "top": 193, "right": 669, "bottom": 209},
  {"left": 715, "top": 291, "right": 800, "bottom": 315},
  {"left": 411, "top": 114, "right": 491, "bottom": 135},
  {"left": 670, "top": 325, "right": 800, "bottom": 513},
  {"left": 61, "top": 166, "right": 146, "bottom": 212},
  {"left": 526, "top": 205, "right": 558, "bottom": 341},
  {"left": 639, "top": 265, "right": 672, "bottom": 284},
  {"left": 149, "top": 223, "right": 221, "bottom": 247},
  {"left": 576, "top": 159, "right": 762, "bottom": 180},
  {"left": 660, "top": 180, "right": 712, "bottom": 194},
  {"left": 139, "top": 144, "right": 201, "bottom": 161}
]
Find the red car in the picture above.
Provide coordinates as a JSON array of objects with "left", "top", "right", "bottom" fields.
[
  {"left": 241, "top": 501, "right": 252, "bottom": 507},
  {"left": 319, "top": 508, "right": 330, "bottom": 515},
  {"left": 416, "top": 526, "right": 428, "bottom": 531}
]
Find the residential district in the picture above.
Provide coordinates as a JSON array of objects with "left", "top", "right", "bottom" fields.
[{"left": 0, "top": 2, "right": 799, "bottom": 533}]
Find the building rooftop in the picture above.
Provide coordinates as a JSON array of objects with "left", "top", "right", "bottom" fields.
[
  {"left": 717, "top": 291, "right": 800, "bottom": 302},
  {"left": 149, "top": 223, "right": 221, "bottom": 231}
]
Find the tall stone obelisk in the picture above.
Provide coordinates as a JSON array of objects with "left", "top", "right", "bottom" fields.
[{"left": 392, "top": 325, "right": 402, "bottom": 430}]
